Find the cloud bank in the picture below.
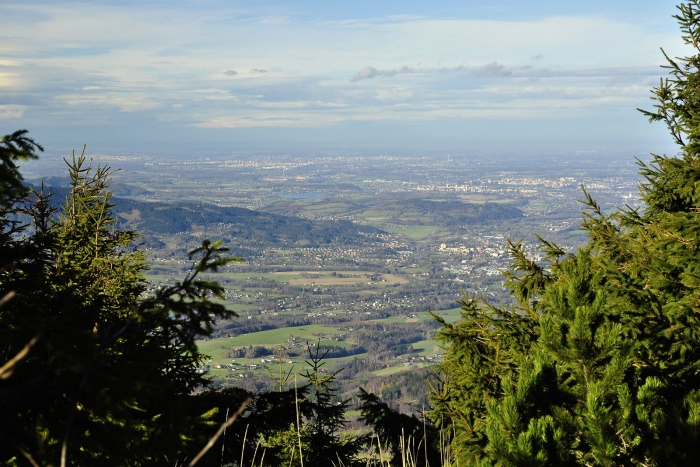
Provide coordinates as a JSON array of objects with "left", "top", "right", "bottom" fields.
[
  {"left": 351, "top": 65, "right": 415, "bottom": 81},
  {"left": 0, "top": 1, "right": 684, "bottom": 152}
]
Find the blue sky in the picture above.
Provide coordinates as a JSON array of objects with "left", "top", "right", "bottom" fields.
[{"left": 0, "top": 1, "right": 686, "bottom": 155}]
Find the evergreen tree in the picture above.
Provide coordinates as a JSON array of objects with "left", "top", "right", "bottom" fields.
[
  {"left": 297, "top": 342, "right": 364, "bottom": 467},
  {"left": 0, "top": 144, "right": 244, "bottom": 465},
  {"left": 432, "top": 2, "right": 700, "bottom": 465}
]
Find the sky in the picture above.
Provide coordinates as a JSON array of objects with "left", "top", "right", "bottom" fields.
[{"left": 0, "top": 1, "right": 688, "bottom": 156}]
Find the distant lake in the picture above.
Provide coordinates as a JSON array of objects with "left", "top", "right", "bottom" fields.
[{"left": 279, "top": 193, "right": 322, "bottom": 199}]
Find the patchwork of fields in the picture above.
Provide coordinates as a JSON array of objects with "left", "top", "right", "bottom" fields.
[{"left": 196, "top": 308, "right": 463, "bottom": 386}]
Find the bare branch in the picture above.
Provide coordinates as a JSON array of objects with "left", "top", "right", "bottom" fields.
[
  {"left": 0, "top": 332, "right": 40, "bottom": 380},
  {"left": 0, "top": 290, "right": 15, "bottom": 308}
]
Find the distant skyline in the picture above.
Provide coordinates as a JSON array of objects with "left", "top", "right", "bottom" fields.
[{"left": 0, "top": 1, "right": 687, "bottom": 156}]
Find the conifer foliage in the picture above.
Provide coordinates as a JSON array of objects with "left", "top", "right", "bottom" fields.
[
  {"left": 432, "top": 3, "right": 700, "bottom": 465},
  {"left": 0, "top": 142, "right": 244, "bottom": 465}
]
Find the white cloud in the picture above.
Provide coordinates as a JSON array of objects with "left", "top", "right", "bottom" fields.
[
  {"left": 0, "top": 72, "right": 23, "bottom": 89},
  {"left": 57, "top": 92, "right": 161, "bottom": 112},
  {"left": 376, "top": 88, "right": 413, "bottom": 101},
  {"left": 352, "top": 65, "right": 415, "bottom": 81},
  {"left": 195, "top": 113, "right": 345, "bottom": 128},
  {"left": 0, "top": 1, "right": 684, "bottom": 150},
  {"left": 0, "top": 59, "right": 24, "bottom": 66},
  {"left": 352, "top": 66, "right": 378, "bottom": 81},
  {"left": 472, "top": 62, "right": 513, "bottom": 77},
  {"left": 0, "top": 105, "right": 25, "bottom": 119}
]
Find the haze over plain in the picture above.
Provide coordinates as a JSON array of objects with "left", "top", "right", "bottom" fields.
[{"left": 0, "top": 0, "right": 684, "bottom": 156}]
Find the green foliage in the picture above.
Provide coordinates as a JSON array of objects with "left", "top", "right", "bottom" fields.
[
  {"left": 0, "top": 130, "right": 41, "bottom": 207},
  {"left": 0, "top": 130, "right": 43, "bottom": 271},
  {"left": 298, "top": 342, "right": 365, "bottom": 467},
  {"left": 432, "top": 3, "right": 700, "bottom": 465},
  {"left": 0, "top": 144, "right": 244, "bottom": 465},
  {"left": 260, "top": 423, "right": 310, "bottom": 467}
]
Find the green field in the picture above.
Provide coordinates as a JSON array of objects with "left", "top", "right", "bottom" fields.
[
  {"left": 371, "top": 362, "right": 432, "bottom": 376},
  {"left": 411, "top": 339, "right": 442, "bottom": 356},
  {"left": 371, "top": 308, "right": 463, "bottom": 325},
  {"left": 430, "top": 307, "right": 463, "bottom": 323},
  {"left": 298, "top": 202, "right": 355, "bottom": 216},
  {"left": 196, "top": 313, "right": 451, "bottom": 382},
  {"left": 378, "top": 224, "right": 439, "bottom": 240},
  {"left": 358, "top": 210, "right": 393, "bottom": 219},
  {"left": 198, "top": 328, "right": 370, "bottom": 383},
  {"left": 199, "top": 324, "right": 350, "bottom": 352}
]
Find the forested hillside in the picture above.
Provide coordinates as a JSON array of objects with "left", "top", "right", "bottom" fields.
[
  {"left": 389, "top": 197, "right": 523, "bottom": 227},
  {"left": 27, "top": 183, "right": 386, "bottom": 246}
]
